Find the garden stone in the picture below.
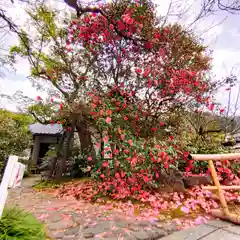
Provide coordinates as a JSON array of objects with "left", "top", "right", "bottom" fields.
[
  {"left": 63, "top": 235, "right": 76, "bottom": 240},
  {"left": 205, "top": 220, "right": 234, "bottom": 228},
  {"left": 83, "top": 232, "right": 95, "bottom": 238},
  {"left": 48, "top": 220, "right": 73, "bottom": 230},
  {"left": 47, "top": 231, "right": 65, "bottom": 239},
  {"left": 128, "top": 224, "right": 141, "bottom": 232},
  {"left": 156, "top": 180, "right": 185, "bottom": 193},
  {"left": 49, "top": 213, "right": 62, "bottom": 223},
  {"left": 84, "top": 222, "right": 113, "bottom": 235},
  {"left": 138, "top": 220, "right": 151, "bottom": 227},
  {"left": 146, "top": 229, "right": 168, "bottom": 239},
  {"left": 82, "top": 224, "right": 89, "bottom": 229},
  {"left": 116, "top": 219, "right": 131, "bottom": 228},
  {"left": 73, "top": 217, "right": 83, "bottom": 225},
  {"left": 64, "top": 227, "right": 80, "bottom": 235},
  {"left": 112, "top": 228, "right": 125, "bottom": 236},
  {"left": 102, "top": 237, "right": 121, "bottom": 240},
  {"left": 130, "top": 230, "right": 151, "bottom": 239},
  {"left": 183, "top": 175, "right": 212, "bottom": 188},
  {"left": 124, "top": 236, "right": 137, "bottom": 240},
  {"left": 163, "top": 223, "right": 178, "bottom": 234}
]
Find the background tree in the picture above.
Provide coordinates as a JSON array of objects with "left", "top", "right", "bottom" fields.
[
  {"left": 220, "top": 74, "right": 240, "bottom": 138},
  {"left": 0, "top": 109, "right": 33, "bottom": 176},
  {"left": 8, "top": 3, "right": 100, "bottom": 178}
]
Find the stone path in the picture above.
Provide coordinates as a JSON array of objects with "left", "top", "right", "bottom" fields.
[
  {"left": 161, "top": 219, "right": 240, "bottom": 240},
  {"left": 6, "top": 176, "right": 240, "bottom": 240},
  {"left": 6, "top": 176, "right": 177, "bottom": 240}
]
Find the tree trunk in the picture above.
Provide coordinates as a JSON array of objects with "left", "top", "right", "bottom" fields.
[
  {"left": 76, "top": 119, "right": 96, "bottom": 160},
  {"left": 55, "top": 123, "right": 75, "bottom": 180},
  {"left": 47, "top": 132, "right": 66, "bottom": 180}
]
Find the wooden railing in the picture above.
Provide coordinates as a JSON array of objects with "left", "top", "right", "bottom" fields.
[{"left": 191, "top": 153, "right": 240, "bottom": 224}]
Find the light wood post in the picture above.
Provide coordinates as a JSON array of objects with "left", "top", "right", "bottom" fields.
[{"left": 208, "top": 159, "right": 229, "bottom": 215}]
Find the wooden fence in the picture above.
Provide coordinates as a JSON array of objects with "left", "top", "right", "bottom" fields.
[{"left": 191, "top": 153, "right": 240, "bottom": 224}]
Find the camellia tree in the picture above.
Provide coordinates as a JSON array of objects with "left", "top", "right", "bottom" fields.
[
  {"left": 60, "top": 0, "right": 215, "bottom": 197},
  {"left": 10, "top": 0, "right": 214, "bottom": 188}
]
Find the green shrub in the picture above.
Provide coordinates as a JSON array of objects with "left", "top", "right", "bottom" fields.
[{"left": 0, "top": 207, "right": 45, "bottom": 240}]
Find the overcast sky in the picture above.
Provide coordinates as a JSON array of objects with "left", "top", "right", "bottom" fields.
[{"left": 0, "top": 0, "right": 240, "bottom": 112}]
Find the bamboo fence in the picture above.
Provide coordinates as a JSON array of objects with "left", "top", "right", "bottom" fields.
[{"left": 191, "top": 153, "right": 240, "bottom": 224}]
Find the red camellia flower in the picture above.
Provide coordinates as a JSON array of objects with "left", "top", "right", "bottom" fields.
[
  {"left": 185, "top": 167, "right": 191, "bottom": 172},
  {"left": 115, "top": 172, "right": 120, "bottom": 178},
  {"left": 102, "top": 161, "right": 108, "bottom": 168},
  {"left": 144, "top": 41, "right": 152, "bottom": 49},
  {"left": 154, "top": 32, "right": 161, "bottom": 39},
  {"left": 135, "top": 68, "right": 142, "bottom": 74},
  {"left": 143, "top": 176, "right": 149, "bottom": 183},
  {"left": 124, "top": 116, "right": 128, "bottom": 121},
  {"left": 183, "top": 152, "right": 189, "bottom": 158},
  {"left": 159, "top": 122, "right": 165, "bottom": 127},
  {"left": 208, "top": 103, "right": 214, "bottom": 111},
  {"left": 164, "top": 162, "right": 169, "bottom": 169},
  {"left": 91, "top": 103, "right": 97, "bottom": 109},
  {"left": 59, "top": 103, "right": 63, "bottom": 110},
  {"left": 151, "top": 127, "right": 157, "bottom": 132},
  {"left": 88, "top": 156, "right": 92, "bottom": 161},
  {"left": 36, "top": 96, "right": 41, "bottom": 100},
  {"left": 169, "top": 135, "right": 174, "bottom": 141}
]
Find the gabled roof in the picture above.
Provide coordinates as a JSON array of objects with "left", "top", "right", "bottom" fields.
[{"left": 29, "top": 123, "right": 63, "bottom": 135}]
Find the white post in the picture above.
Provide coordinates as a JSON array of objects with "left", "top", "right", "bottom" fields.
[{"left": 0, "top": 155, "right": 18, "bottom": 218}]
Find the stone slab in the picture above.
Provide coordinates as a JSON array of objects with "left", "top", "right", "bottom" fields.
[
  {"left": 202, "top": 229, "right": 240, "bottom": 240},
  {"left": 160, "top": 224, "right": 216, "bottom": 240},
  {"left": 205, "top": 220, "right": 234, "bottom": 228},
  {"left": 224, "top": 226, "right": 240, "bottom": 235}
]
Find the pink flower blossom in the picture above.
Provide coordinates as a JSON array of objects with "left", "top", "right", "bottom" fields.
[
  {"left": 181, "top": 206, "right": 190, "bottom": 214},
  {"left": 128, "top": 139, "right": 133, "bottom": 146},
  {"left": 103, "top": 136, "right": 109, "bottom": 143},
  {"left": 106, "top": 117, "right": 112, "bottom": 124}
]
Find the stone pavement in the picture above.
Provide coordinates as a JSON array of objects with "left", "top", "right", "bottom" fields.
[
  {"left": 6, "top": 176, "right": 178, "bottom": 240},
  {"left": 6, "top": 176, "right": 240, "bottom": 240},
  {"left": 161, "top": 220, "right": 240, "bottom": 240}
]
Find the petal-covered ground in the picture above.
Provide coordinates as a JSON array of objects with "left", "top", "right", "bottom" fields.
[
  {"left": 43, "top": 179, "right": 240, "bottom": 229},
  {"left": 6, "top": 177, "right": 240, "bottom": 240}
]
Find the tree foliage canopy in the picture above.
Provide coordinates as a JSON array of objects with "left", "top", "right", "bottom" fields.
[{"left": 0, "top": 109, "right": 33, "bottom": 164}]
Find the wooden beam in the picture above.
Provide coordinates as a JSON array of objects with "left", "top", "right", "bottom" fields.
[
  {"left": 191, "top": 153, "right": 240, "bottom": 161},
  {"left": 202, "top": 185, "right": 240, "bottom": 191},
  {"left": 208, "top": 160, "right": 230, "bottom": 215},
  {"left": 212, "top": 209, "right": 240, "bottom": 224}
]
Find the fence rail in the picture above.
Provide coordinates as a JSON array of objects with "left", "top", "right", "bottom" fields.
[
  {"left": 191, "top": 153, "right": 240, "bottom": 161},
  {"left": 191, "top": 153, "right": 240, "bottom": 224}
]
